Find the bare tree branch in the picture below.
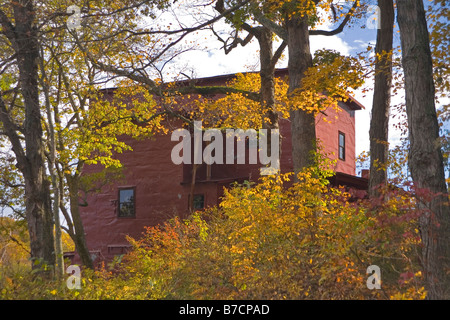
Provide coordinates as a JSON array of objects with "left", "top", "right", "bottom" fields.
[
  {"left": 0, "top": 8, "right": 17, "bottom": 49},
  {"left": 0, "top": 95, "right": 27, "bottom": 171},
  {"left": 211, "top": 26, "right": 254, "bottom": 54},
  {"left": 309, "top": 0, "right": 360, "bottom": 36},
  {"left": 252, "top": 8, "right": 288, "bottom": 41},
  {"left": 270, "top": 40, "right": 287, "bottom": 70}
]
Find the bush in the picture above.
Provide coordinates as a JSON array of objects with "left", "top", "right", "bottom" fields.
[
  {"left": 119, "top": 165, "right": 425, "bottom": 300},
  {"left": 1, "top": 163, "right": 425, "bottom": 300}
]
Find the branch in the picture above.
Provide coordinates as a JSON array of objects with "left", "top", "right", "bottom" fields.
[
  {"left": 0, "top": 95, "right": 27, "bottom": 172},
  {"left": 211, "top": 26, "right": 254, "bottom": 54},
  {"left": 71, "top": 0, "right": 253, "bottom": 90},
  {"left": 213, "top": 0, "right": 259, "bottom": 54},
  {"left": 74, "top": 36, "right": 158, "bottom": 88},
  {"left": 160, "top": 101, "right": 194, "bottom": 126},
  {"left": 8, "top": 233, "right": 31, "bottom": 254},
  {"left": 98, "top": 0, "right": 251, "bottom": 40},
  {"left": 0, "top": 53, "right": 17, "bottom": 75},
  {"left": 253, "top": 0, "right": 358, "bottom": 39},
  {"left": 252, "top": 9, "right": 287, "bottom": 41},
  {"left": 0, "top": 180, "right": 25, "bottom": 188},
  {"left": 90, "top": 110, "right": 170, "bottom": 130},
  {"left": 309, "top": 0, "right": 359, "bottom": 36},
  {"left": 36, "top": 0, "right": 164, "bottom": 31},
  {"left": 124, "top": 0, "right": 251, "bottom": 68},
  {"left": 270, "top": 40, "right": 287, "bottom": 70},
  {"left": 59, "top": 202, "right": 75, "bottom": 239},
  {"left": 0, "top": 9, "right": 17, "bottom": 49},
  {"left": 0, "top": 85, "right": 19, "bottom": 98}
]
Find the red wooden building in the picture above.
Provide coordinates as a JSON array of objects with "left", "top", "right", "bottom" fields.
[{"left": 77, "top": 69, "right": 368, "bottom": 263}]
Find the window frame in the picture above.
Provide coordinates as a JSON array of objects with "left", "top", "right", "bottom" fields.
[
  {"left": 338, "top": 131, "right": 346, "bottom": 161},
  {"left": 117, "top": 186, "right": 136, "bottom": 218},
  {"left": 190, "top": 193, "right": 205, "bottom": 211}
]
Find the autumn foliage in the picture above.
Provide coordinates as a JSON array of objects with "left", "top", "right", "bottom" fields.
[
  {"left": 1, "top": 0, "right": 447, "bottom": 301},
  {"left": 113, "top": 159, "right": 425, "bottom": 300},
  {"left": 0, "top": 156, "right": 426, "bottom": 300}
]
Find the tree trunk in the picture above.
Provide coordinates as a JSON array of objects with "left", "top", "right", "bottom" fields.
[
  {"left": 50, "top": 168, "right": 64, "bottom": 278},
  {"left": 286, "top": 14, "right": 316, "bottom": 174},
  {"left": 189, "top": 164, "right": 198, "bottom": 213},
  {"left": 11, "top": 0, "right": 55, "bottom": 273},
  {"left": 66, "top": 174, "right": 94, "bottom": 269},
  {"left": 369, "top": 0, "right": 394, "bottom": 198},
  {"left": 397, "top": 0, "right": 450, "bottom": 299},
  {"left": 23, "top": 177, "right": 55, "bottom": 272},
  {"left": 259, "top": 27, "right": 278, "bottom": 131},
  {"left": 40, "top": 44, "right": 65, "bottom": 278},
  {"left": 258, "top": 26, "right": 281, "bottom": 166}
]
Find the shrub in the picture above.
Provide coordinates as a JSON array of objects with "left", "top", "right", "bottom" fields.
[{"left": 120, "top": 164, "right": 425, "bottom": 300}]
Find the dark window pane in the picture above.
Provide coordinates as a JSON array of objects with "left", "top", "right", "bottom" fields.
[
  {"left": 193, "top": 194, "right": 205, "bottom": 210},
  {"left": 119, "top": 188, "right": 135, "bottom": 217}
]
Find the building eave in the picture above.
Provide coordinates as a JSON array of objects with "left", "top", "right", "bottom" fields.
[{"left": 97, "top": 68, "right": 366, "bottom": 111}]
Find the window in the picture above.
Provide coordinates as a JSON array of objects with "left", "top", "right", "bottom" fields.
[
  {"left": 192, "top": 194, "right": 205, "bottom": 210},
  {"left": 118, "top": 187, "right": 135, "bottom": 217},
  {"left": 338, "top": 132, "right": 346, "bottom": 161}
]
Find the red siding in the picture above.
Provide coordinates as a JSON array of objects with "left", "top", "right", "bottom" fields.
[
  {"left": 78, "top": 70, "right": 362, "bottom": 263},
  {"left": 316, "top": 102, "right": 356, "bottom": 175}
]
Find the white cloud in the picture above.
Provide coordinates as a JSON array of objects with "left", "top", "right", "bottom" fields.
[
  {"left": 175, "top": 33, "right": 355, "bottom": 78},
  {"left": 310, "top": 34, "right": 354, "bottom": 56},
  {"left": 172, "top": 39, "right": 261, "bottom": 79}
]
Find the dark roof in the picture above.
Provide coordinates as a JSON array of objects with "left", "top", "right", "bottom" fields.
[
  {"left": 99, "top": 68, "right": 365, "bottom": 111},
  {"left": 329, "top": 171, "right": 368, "bottom": 190}
]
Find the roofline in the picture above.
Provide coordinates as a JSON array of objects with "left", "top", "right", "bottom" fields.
[
  {"left": 330, "top": 171, "right": 368, "bottom": 190},
  {"left": 273, "top": 68, "right": 364, "bottom": 111},
  {"left": 345, "top": 93, "right": 365, "bottom": 110},
  {"left": 99, "top": 68, "right": 365, "bottom": 111}
]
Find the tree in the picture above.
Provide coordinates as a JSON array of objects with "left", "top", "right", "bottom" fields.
[
  {"left": 397, "top": 0, "right": 450, "bottom": 299},
  {"left": 74, "top": 0, "right": 364, "bottom": 178},
  {"left": 247, "top": 0, "right": 363, "bottom": 174},
  {"left": 368, "top": 0, "right": 394, "bottom": 198},
  {"left": 38, "top": 0, "right": 178, "bottom": 269},
  {"left": 428, "top": 0, "right": 450, "bottom": 190},
  {"left": 428, "top": 0, "right": 449, "bottom": 122},
  {"left": 286, "top": 6, "right": 316, "bottom": 172},
  {"left": 0, "top": 0, "right": 184, "bottom": 271},
  {"left": 0, "top": 0, "right": 55, "bottom": 273},
  {"left": 213, "top": 0, "right": 287, "bottom": 154},
  {"left": 205, "top": 0, "right": 364, "bottom": 175}
]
